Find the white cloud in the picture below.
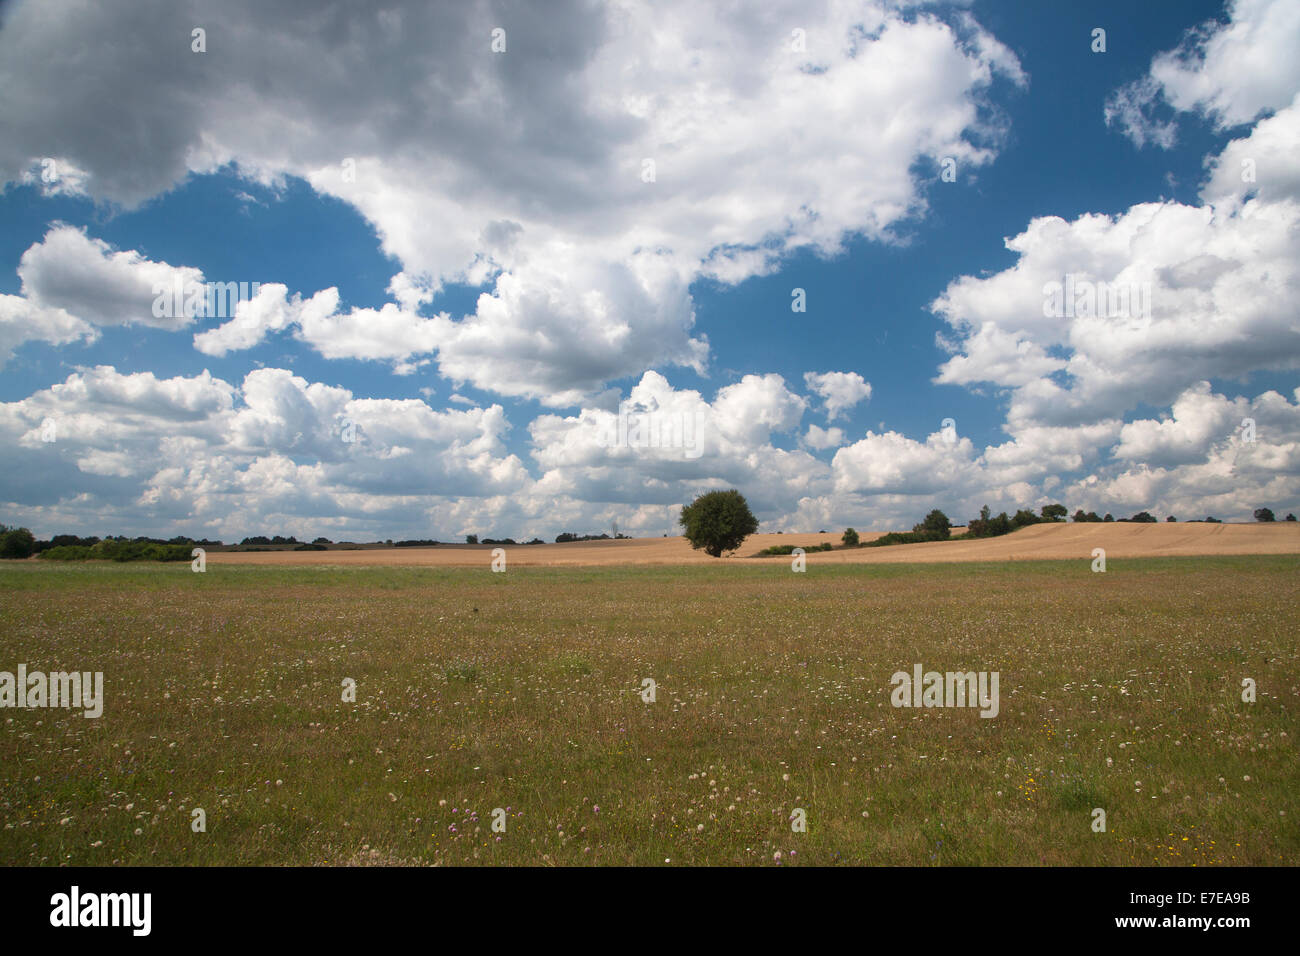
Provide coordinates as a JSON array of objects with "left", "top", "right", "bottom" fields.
[
  {"left": 0, "top": 295, "right": 96, "bottom": 368},
  {"left": 1106, "top": 0, "right": 1300, "bottom": 148},
  {"left": 803, "top": 371, "right": 873, "bottom": 420},
  {"left": 832, "top": 429, "right": 976, "bottom": 495},
  {"left": 0, "top": 0, "right": 1024, "bottom": 404},
  {"left": 0, "top": 364, "right": 532, "bottom": 539},
  {"left": 932, "top": 197, "right": 1300, "bottom": 428},
  {"left": 802, "top": 424, "right": 845, "bottom": 450},
  {"left": 18, "top": 225, "right": 202, "bottom": 330},
  {"left": 193, "top": 284, "right": 340, "bottom": 357},
  {"left": 1201, "top": 93, "right": 1300, "bottom": 206}
]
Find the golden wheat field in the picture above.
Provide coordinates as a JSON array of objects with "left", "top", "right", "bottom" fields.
[{"left": 205, "top": 522, "right": 1300, "bottom": 567}]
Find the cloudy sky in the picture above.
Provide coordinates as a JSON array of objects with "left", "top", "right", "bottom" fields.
[{"left": 1, "top": 0, "right": 1298, "bottom": 541}]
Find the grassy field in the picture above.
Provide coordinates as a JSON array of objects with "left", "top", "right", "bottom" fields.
[{"left": 1, "top": 556, "right": 1296, "bottom": 866}]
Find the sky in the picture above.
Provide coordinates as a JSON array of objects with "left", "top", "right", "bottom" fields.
[{"left": 1, "top": 0, "right": 1298, "bottom": 542}]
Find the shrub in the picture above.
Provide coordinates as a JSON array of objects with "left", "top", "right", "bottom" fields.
[
  {"left": 864, "top": 529, "right": 948, "bottom": 548},
  {"left": 92, "top": 540, "right": 191, "bottom": 562},
  {"left": 37, "top": 545, "right": 94, "bottom": 561},
  {"left": 758, "top": 542, "right": 833, "bottom": 556}
]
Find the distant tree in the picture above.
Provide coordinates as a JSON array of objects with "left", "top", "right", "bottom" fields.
[
  {"left": 913, "top": 509, "right": 952, "bottom": 539},
  {"left": 0, "top": 526, "right": 36, "bottom": 559},
  {"left": 1166, "top": 516, "right": 1177, "bottom": 522},
  {"left": 1041, "top": 503, "right": 1068, "bottom": 521},
  {"left": 679, "top": 489, "right": 759, "bottom": 557},
  {"left": 1287, "top": 514, "right": 1297, "bottom": 522},
  {"left": 1130, "top": 511, "right": 1157, "bottom": 523},
  {"left": 466, "top": 534, "right": 479, "bottom": 544},
  {"left": 1204, "top": 516, "right": 1221, "bottom": 523},
  {"left": 1011, "top": 509, "right": 1040, "bottom": 528},
  {"left": 841, "top": 527, "right": 859, "bottom": 547},
  {"left": 1254, "top": 508, "right": 1276, "bottom": 522},
  {"left": 1103, "top": 513, "right": 1114, "bottom": 522},
  {"left": 312, "top": 537, "right": 332, "bottom": 545}
]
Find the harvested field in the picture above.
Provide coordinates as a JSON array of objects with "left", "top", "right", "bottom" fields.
[{"left": 204, "top": 522, "right": 1300, "bottom": 567}]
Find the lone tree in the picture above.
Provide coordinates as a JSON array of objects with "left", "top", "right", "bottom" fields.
[
  {"left": 1254, "top": 508, "right": 1276, "bottom": 522},
  {"left": 842, "top": 527, "right": 860, "bottom": 547},
  {"left": 679, "top": 489, "right": 759, "bottom": 557}
]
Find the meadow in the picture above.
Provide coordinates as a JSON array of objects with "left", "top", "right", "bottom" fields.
[{"left": 1, "top": 555, "right": 1296, "bottom": 866}]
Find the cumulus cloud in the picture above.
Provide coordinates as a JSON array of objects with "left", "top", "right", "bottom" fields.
[
  {"left": 17, "top": 225, "right": 202, "bottom": 330},
  {"left": 0, "top": 225, "right": 217, "bottom": 367},
  {"left": 1105, "top": 0, "right": 1300, "bottom": 148},
  {"left": 1, "top": 1, "right": 1296, "bottom": 536},
  {"left": 0, "top": 364, "right": 531, "bottom": 539},
  {"left": 802, "top": 424, "right": 845, "bottom": 451},
  {"left": 932, "top": 197, "right": 1300, "bottom": 427},
  {"left": 803, "top": 371, "right": 873, "bottom": 421},
  {"left": 1201, "top": 93, "right": 1300, "bottom": 206},
  {"left": 0, "top": 0, "right": 1024, "bottom": 404},
  {"left": 0, "top": 295, "right": 96, "bottom": 369}
]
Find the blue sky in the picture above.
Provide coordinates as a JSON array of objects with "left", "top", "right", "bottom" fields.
[{"left": 1, "top": 0, "right": 1297, "bottom": 541}]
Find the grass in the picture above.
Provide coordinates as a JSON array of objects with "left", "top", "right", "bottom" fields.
[{"left": 0, "top": 555, "right": 1296, "bottom": 866}]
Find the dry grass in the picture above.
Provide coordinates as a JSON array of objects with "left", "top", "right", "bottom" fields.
[{"left": 0, "top": 555, "right": 1296, "bottom": 866}]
